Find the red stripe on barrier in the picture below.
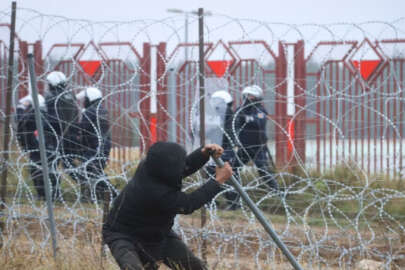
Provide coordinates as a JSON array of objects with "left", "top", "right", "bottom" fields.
[
  {"left": 287, "top": 119, "right": 295, "bottom": 158},
  {"left": 150, "top": 116, "right": 157, "bottom": 144}
]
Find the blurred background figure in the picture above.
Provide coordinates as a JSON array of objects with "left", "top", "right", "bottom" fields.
[
  {"left": 207, "top": 90, "right": 240, "bottom": 210},
  {"left": 234, "top": 85, "right": 279, "bottom": 192},
  {"left": 43, "top": 71, "right": 81, "bottom": 200},
  {"left": 210, "top": 90, "right": 236, "bottom": 162},
  {"left": 76, "top": 87, "right": 117, "bottom": 202},
  {"left": 15, "top": 94, "right": 49, "bottom": 200}
]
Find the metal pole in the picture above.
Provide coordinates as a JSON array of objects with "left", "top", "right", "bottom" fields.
[
  {"left": 0, "top": 2, "right": 17, "bottom": 242},
  {"left": 28, "top": 53, "right": 58, "bottom": 258},
  {"left": 211, "top": 155, "right": 304, "bottom": 270},
  {"left": 197, "top": 7, "right": 209, "bottom": 263},
  {"left": 100, "top": 191, "right": 109, "bottom": 263},
  {"left": 198, "top": 8, "right": 205, "bottom": 147},
  {"left": 184, "top": 13, "right": 190, "bottom": 148}
]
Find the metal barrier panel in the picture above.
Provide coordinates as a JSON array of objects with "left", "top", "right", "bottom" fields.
[
  {"left": 44, "top": 42, "right": 145, "bottom": 161},
  {"left": 305, "top": 39, "right": 405, "bottom": 175},
  {"left": 2, "top": 36, "right": 405, "bottom": 174}
]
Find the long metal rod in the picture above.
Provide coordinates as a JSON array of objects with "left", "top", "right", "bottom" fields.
[
  {"left": 211, "top": 155, "right": 304, "bottom": 270},
  {"left": 198, "top": 8, "right": 205, "bottom": 146},
  {"left": 0, "top": 2, "right": 17, "bottom": 241},
  {"left": 28, "top": 53, "right": 58, "bottom": 258},
  {"left": 198, "top": 7, "right": 208, "bottom": 262},
  {"left": 100, "top": 191, "right": 109, "bottom": 263}
]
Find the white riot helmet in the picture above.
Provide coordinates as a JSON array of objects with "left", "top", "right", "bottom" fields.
[
  {"left": 76, "top": 87, "right": 103, "bottom": 108},
  {"left": 211, "top": 90, "right": 233, "bottom": 104},
  {"left": 76, "top": 87, "right": 102, "bottom": 101},
  {"left": 46, "top": 71, "right": 67, "bottom": 93},
  {"left": 209, "top": 90, "right": 232, "bottom": 120},
  {"left": 241, "top": 85, "right": 263, "bottom": 99},
  {"left": 18, "top": 94, "right": 45, "bottom": 109}
]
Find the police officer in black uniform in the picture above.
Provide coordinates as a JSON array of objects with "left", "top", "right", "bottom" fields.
[
  {"left": 76, "top": 87, "right": 116, "bottom": 202},
  {"left": 44, "top": 71, "right": 81, "bottom": 200},
  {"left": 15, "top": 94, "right": 48, "bottom": 200},
  {"left": 234, "top": 85, "right": 278, "bottom": 192}
]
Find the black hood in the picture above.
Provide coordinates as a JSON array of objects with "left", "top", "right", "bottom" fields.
[{"left": 145, "top": 142, "right": 187, "bottom": 189}]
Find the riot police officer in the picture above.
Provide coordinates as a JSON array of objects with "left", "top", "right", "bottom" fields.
[
  {"left": 44, "top": 71, "right": 81, "bottom": 199},
  {"left": 15, "top": 94, "right": 50, "bottom": 200},
  {"left": 76, "top": 87, "right": 116, "bottom": 202},
  {"left": 234, "top": 85, "right": 278, "bottom": 192}
]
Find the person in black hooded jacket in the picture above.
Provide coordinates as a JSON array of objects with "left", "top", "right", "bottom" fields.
[{"left": 102, "top": 142, "right": 232, "bottom": 270}]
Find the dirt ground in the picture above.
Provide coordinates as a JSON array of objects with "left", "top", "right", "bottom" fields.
[{"left": 1, "top": 207, "right": 404, "bottom": 269}]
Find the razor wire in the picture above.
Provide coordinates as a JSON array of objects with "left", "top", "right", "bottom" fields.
[{"left": 0, "top": 7, "right": 404, "bottom": 269}]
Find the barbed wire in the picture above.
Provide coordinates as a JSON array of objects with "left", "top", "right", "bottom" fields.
[{"left": 0, "top": 7, "right": 405, "bottom": 269}]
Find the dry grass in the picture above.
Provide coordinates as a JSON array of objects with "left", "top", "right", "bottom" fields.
[
  {"left": 1, "top": 235, "right": 343, "bottom": 270},
  {"left": 2, "top": 150, "right": 405, "bottom": 269},
  {"left": 2, "top": 210, "right": 404, "bottom": 270}
]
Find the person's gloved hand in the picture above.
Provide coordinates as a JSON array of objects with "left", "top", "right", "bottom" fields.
[{"left": 201, "top": 144, "right": 224, "bottom": 158}]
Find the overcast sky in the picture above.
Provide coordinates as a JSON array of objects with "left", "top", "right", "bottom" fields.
[
  {"left": 1, "top": 0, "right": 403, "bottom": 24},
  {"left": 0, "top": 0, "right": 403, "bottom": 65}
]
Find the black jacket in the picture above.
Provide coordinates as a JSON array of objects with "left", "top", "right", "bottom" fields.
[
  {"left": 79, "top": 99, "right": 111, "bottom": 159},
  {"left": 44, "top": 90, "right": 80, "bottom": 154},
  {"left": 103, "top": 142, "right": 222, "bottom": 243},
  {"left": 222, "top": 103, "right": 236, "bottom": 150},
  {"left": 235, "top": 100, "right": 268, "bottom": 147},
  {"left": 16, "top": 106, "right": 39, "bottom": 153}
]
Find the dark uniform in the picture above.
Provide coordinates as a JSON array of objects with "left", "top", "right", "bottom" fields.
[
  {"left": 234, "top": 99, "right": 278, "bottom": 191},
  {"left": 43, "top": 82, "right": 81, "bottom": 199},
  {"left": 16, "top": 103, "right": 48, "bottom": 199},
  {"left": 44, "top": 89, "right": 80, "bottom": 157},
  {"left": 103, "top": 142, "right": 223, "bottom": 270},
  {"left": 79, "top": 97, "right": 115, "bottom": 201}
]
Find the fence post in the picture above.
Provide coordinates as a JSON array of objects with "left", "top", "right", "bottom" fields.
[
  {"left": 18, "top": 41, "right": 29, "bottom": 98},
  {"left": 139, "top": 43, "right": 151, "bottom": 151},
  {"left": 156, "top": 42, "right": 168, "bottom": 142},
  {"left": 293, "top": 40, "right": 306, "bottom": 170},
  {"left": 275, "top": 41, "right": 288, "bottom": 168},
  {"left": 197, "top": 8, "right": 209, "bottom": 263},
  {"left": 0, "top": 2, "right": 17, "bottom": 246},
  {"left": 28, "top": 53, "right": 58, "bottom": 258},
  {"left": 33, "top": 41, "right": 44, "bottom": 94},
  {"left": 167, "top": 67, "right": 177, "bottom": 142}
]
